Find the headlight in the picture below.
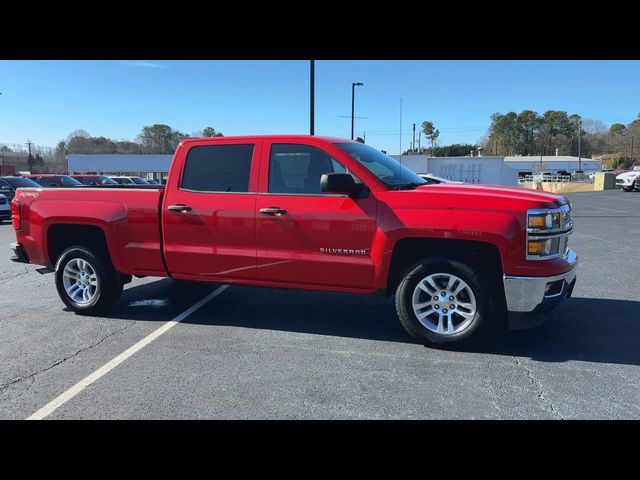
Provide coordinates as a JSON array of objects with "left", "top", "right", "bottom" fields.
[{"left": 526, "top": 205, "right": 572, "bottom": 260}]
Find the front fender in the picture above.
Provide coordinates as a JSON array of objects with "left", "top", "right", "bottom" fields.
[{"left": 372, "top": 204, "right": 521, "bottom": 290}]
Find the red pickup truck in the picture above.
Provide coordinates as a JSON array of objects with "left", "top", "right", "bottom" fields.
[{"left": 9, "top": 135, "right": 577, "bottom": 346}]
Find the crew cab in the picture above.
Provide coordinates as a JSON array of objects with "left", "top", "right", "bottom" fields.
[{"left": 9, "top": 136, "right": 578, "bottom": 346}]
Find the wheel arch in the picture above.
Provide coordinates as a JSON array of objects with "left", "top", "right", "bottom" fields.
[{"left": 385, "top": 237, "right": 505, "bottom": 298}]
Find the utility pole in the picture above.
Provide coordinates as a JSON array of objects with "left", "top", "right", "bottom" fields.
[
  {"left": 26, "top": 140, "right": 34, "bottom": 173},
  {"left": 412, "top": 123, "right": 416, "bottom": 153},
  {"left": 363, "top": 131, "right": 366, "bottom": 143},
  {"left": 577, "top": 117, "right": 582, "bottom": 171},
  {"left": 309, "top": 60, "right": 315, "bottom": 136}
]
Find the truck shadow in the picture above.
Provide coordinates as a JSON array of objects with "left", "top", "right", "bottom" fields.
[
  {"left": 105, "top": 280, "right": 640, "bottom": 367},
  {"left": 479, "top": 297, "right": 640, "bottom": 367}
]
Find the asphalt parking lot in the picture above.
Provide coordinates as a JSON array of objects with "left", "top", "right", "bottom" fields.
[{"left": 1, "top": 189, "right": 639, "bottom": 419}]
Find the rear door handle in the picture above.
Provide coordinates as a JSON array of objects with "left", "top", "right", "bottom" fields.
[
  {"left": 259, "top": 207, "right": 287, "bottom": 216},
  {"left": 167, "top": 204, "right": 192, "bottom": 212}
]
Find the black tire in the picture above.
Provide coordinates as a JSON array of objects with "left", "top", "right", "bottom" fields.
[
  {"left": 395, "top": 257, "right": 495, "bottom": 348},
  {"left": 55, "top": 246, "right": 123, "bottom": 315}
]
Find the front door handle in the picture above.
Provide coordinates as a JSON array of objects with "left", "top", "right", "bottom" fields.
[
  {"left": 259, "top": 207, "right": 287, "bottom": 216},
  {"left": 167, "top": 204, "right": 192, "bottom": 212}
]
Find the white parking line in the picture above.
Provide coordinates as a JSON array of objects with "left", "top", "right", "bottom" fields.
[{"left": 26, "top": 284, "right": 229, "bottom": 420}]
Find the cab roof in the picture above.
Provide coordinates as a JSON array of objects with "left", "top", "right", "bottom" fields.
[{"left": 180, "top": 135, "right": 356, "bottom": 145}]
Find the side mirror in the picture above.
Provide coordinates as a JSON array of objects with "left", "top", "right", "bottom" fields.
[{"left": 320, "top": 173, "right": 364, "bottom": 197}]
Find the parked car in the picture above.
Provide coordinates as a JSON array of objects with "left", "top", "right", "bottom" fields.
[
  {"left": 0, "top": 194, "right": 11, "bottom": 223},
  {"left": 23, "top": 174, "right": 83, "bottom": 187},
  {"left": 145, "top": 179, "right": 160, "bottom": 185},
  {"left": 109, "top": 176, "right": 150, "bottom": 185},
  {"left": 616, "top": 171, "right": 640, "bottom": 192},
  {"left": 0, "top": 176, "right": 41, "bottom": 202},
  {"left": 9, "top": 135, "right": 577, "bottom": 347},
  {"left": 71, "top": 175, "right": 119, "bottom": 186},
  {"left": 417, "top": 173, "right": 462, "bottom": 185}
]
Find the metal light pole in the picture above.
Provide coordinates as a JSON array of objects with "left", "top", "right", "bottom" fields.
[
  {"left": 26, "top": 141, "right": 33, "bottom": 173},
  {"left": 351, "top": 82, "right": 364, "bottom": 140},
  {"left": 310, "top": 60, "right": 315, "bottom": 136}
]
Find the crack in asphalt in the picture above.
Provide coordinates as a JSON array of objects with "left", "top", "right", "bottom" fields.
[
  {"left": 0, "top": 321, "right": 137, "bottom": 395},
  {"left": 513, "top": 357, "right": 565, "bottom": 419},
  {"left": 0, "top": 268, "right": 37, "bottom": 285}
]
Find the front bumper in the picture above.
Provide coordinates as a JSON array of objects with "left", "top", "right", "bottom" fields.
[
  {"left": 0, "top": 208, "right": 11, "bottom": 220},
  {"left": 503, "top": 248, "right": 577, "bottom": 329},
  {"left": 10, "top": 242, "right": 29, "bottom": 264}
]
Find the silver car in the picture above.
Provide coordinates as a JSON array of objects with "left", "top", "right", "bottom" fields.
[{"left": 0, "top": 194, "right": 11, "bottom": 223}]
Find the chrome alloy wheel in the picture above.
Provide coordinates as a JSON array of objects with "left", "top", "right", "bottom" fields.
[
  {"left": 62, "top": 258, "right": 99, "bottom": 304},
  {"left": 411, "top": 273, "right": 477, "bottom": 335}
]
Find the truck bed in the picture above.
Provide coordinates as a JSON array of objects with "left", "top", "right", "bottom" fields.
[{"left": 14, "top": 187, "right": 168, "bottom": 277}]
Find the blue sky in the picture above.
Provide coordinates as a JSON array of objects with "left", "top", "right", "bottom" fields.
[{"left": 1, "top": 60, "right": 639, "bottom": 154}]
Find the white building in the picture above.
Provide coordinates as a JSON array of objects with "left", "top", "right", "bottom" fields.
[
  {"left": 391, "top": 155, "right": 519, "bottom": 186},
  {"left": 68, "top": 154, "right": 173, "bottom": 181},
  {"left": 503, "top": 156, "right": 600, "bottom": 176}
]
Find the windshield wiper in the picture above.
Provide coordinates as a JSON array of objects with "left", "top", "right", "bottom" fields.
[{"left": 390, "top": 182, "right": 425, "bottom": 190}]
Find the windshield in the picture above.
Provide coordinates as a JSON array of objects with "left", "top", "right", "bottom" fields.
[
  {"left": 2, "top": 177, "right": 41, "bottom": 188},
  {"left": 335, "top": 143, "right": 427, "bottom": 189},
  {"left": 56, "top": 176, "right": 83, "bottom": 186},
  {"left": 98, "top": 176, "right": 118, "bottom": 184},
  {"left": 131, "top": 177, "right": 149, "bottom": 184}
]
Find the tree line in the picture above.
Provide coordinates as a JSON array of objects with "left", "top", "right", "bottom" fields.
[
  {"left": 0, "top": 124, "right": 223, "bottom": 173},
  {"left": 482, "top": 110, "right": 639, "bottom": 168},
  {"left": 58, "top": 124, "right": 223, "bottom": 157},
  {"left": 404, "top": 111, "right": 639, "bottom": 169}
]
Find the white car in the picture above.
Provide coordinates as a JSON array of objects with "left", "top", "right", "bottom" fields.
[
  {"left": 0, "top": 194, "right": 11, "bottom": 223},
  {"left": 108, "top": 176, "right": 151, "bottom": 185},
  {"left": 616, "top": 169, "right": 640, "bottom": 192},
  {"left": 418, "top": 173, "right": 463, "bottom": 185}
]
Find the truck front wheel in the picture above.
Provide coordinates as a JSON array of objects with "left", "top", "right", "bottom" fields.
[
  {"left": 395, "top": 258, "right": 492, "bottom": 347},
  {"left": 55, "top": 246, "right": 123, "bottom": 315}
]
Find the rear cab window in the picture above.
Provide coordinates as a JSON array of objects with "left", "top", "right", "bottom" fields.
[{"left": 181, "top": 143, "right": 255, "bottom": 193}]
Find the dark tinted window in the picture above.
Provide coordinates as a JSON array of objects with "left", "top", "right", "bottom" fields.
[
  {"left": 36, "top": 177, "right": 58, "bottom": 186},
  {"left": 182, "top": 144, "right": 254, "bottom": 192},
  {"left": 1, "top": 177, "right": 40, "bottom": 188},
  {"left": 98, "top": 176, "right": 118, "bottom": 184},
  {"left": 56, "top": 176, "right": 82, "bottom": 186},
  {"left": 269, "top": 144, "right": 350, "bottom": 194},
  {"left": 131, "top": 177, "right": 149, "bottom": 184},
  {"left": 78, "top": 177, "right": 97, "bottom": 185}
]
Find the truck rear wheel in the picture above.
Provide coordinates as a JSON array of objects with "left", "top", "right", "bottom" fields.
[
  {"left": 395, "top": 257, "right": 492, "bottom": 347},
  {"left": 55, "top": 246, "right": 123, "bottom": 315}
]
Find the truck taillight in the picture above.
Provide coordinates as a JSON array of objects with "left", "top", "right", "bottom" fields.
[{"left": 11, "top": 200, "right": 21, "bottom": 230}]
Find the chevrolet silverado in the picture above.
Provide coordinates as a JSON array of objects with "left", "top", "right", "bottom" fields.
[{"left": 9, "top": 135, "right": 577, "bottom": 346}]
